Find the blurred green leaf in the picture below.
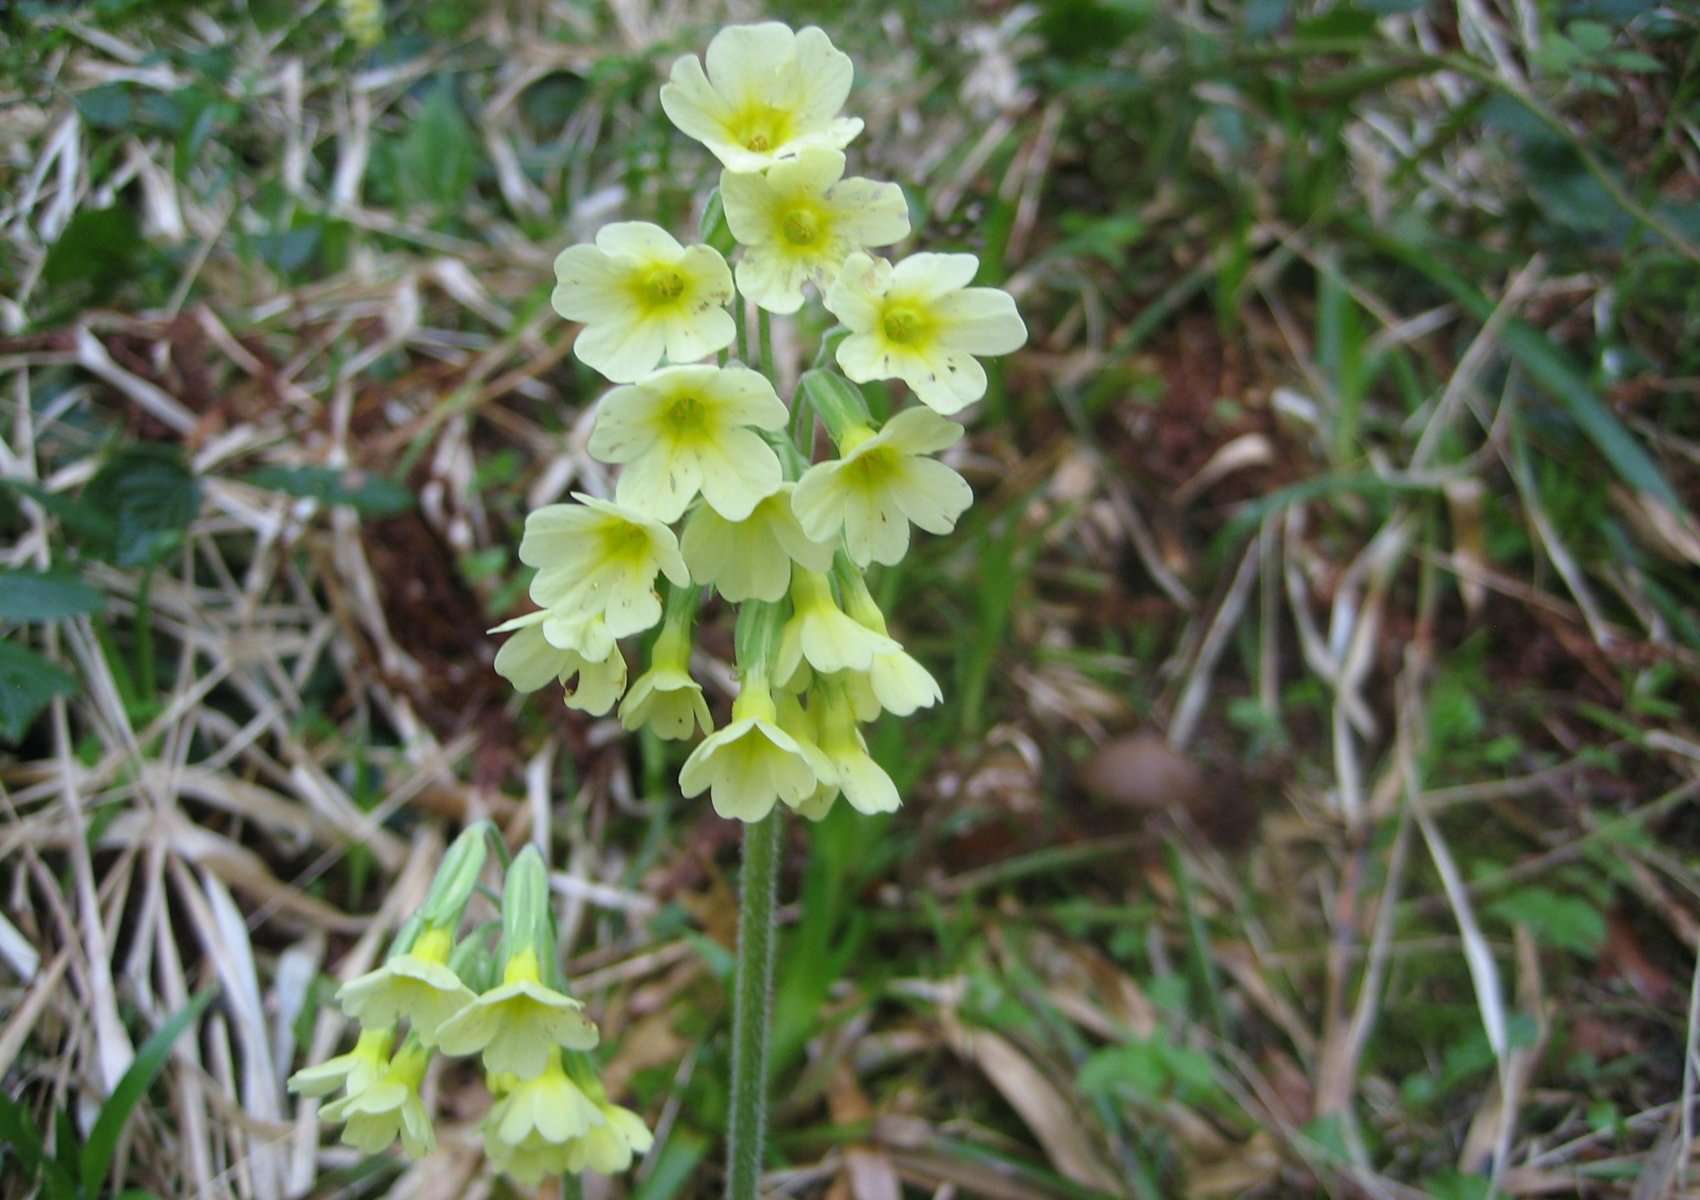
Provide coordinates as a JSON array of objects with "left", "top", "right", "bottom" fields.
[
  {"left": 74, "top": 83, "right": 137, "bottom": 129},
  {"left": 1422, "top": 1170, "right": 1495, "bottom": 1200},
  {"left": 0, "top": 477, "right": 116, "bottom": 544},
  {"left": 84, "top": 446, "right": 202, "bottom": 567},
  {"left": 631, "top": 1128, "right": 710, "bottom": 1200},
  {"left": 1488, "top": 887, "right": 1606, "bottom": 957},
  {"left": 0, "top": 640, "right": 78, "bottom": 744},
  {"left": 1080, "top": 1041, "right": 1168, "bottom": 1099},
  {"left": 0, "top": 1091, "right": 77, "bottom": 1200},
  {"left": 1079, "top": 1037, "right": 1218, "bottom": 1102},
  {"left": 242, "top": 465, "right": 415, "bottom": 516},
  {"left": 40, "top": 206, "right": 145, "bottom": 297},
  {"left": 0, "top": 568, "right": 105, "bottom": 621},
  {"left": 397, "top": 79, "right": 477, "bottom": 212}
]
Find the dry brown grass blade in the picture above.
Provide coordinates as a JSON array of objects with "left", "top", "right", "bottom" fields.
[
  {"left": 938, "top": 1010, "right": 1120, "bottom": 1192},
  {"left": 0, "top": 951, "right": 68, "bottom": 1079}
]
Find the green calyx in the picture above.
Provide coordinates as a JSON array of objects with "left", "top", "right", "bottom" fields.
[
  {"left": 699, "top": 187, "right": 736, "bottom": 256},
  {"left": 798, "top": 369, "right": 873, "bottom": 446},
  {"left": 499, "top": 845, "right": 556, "bottom": 975},
  {"left": 733, "top": 598, "right": 787, "bottom": 683},
  {"left": 418, "top": 822, "right": 490, "bottom": 929}
]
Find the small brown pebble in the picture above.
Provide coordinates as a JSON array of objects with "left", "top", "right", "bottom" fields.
[{"left": 1079, "top": 732, "right": 1205, "bottom": 813}]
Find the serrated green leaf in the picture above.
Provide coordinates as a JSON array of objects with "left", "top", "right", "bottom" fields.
[
  {"left": 84, "top": 446, "right": 202, "bottom": 567},
  {"left": 81, "top": 989, "right": 216, "bottom": 1196},
  {"left": 0, "top": 568, "right": 106, "bottom": 622},
  {"left": 0, "top": 640, "right": 79, "bottom": 744},
  {"left": 241, "top": 465, "right": 414, "bottom": 516}
]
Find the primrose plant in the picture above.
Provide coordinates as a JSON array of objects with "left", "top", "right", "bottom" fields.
[{"left": 292, "top": 22, "right": 1023, "bottom": 1194}]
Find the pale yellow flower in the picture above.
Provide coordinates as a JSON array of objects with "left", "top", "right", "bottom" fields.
[
  {"left": 490, "top": 610, "right": 628, "bottom": 716},
  {"left": 434, "top": 949, "right": 599, "bottom": 1079},
  {"left": 483, "top": 1054, "right": 606, "bottom": 1185},
  {"left": 839, "top": 574, "right": 943, "bottom": 717},
  {"left": 826, "top": 251, "right": 1026, "bottom": 414},
  {"left": 288, "top": 1027, "right": 392, "bottom": 1098},
  {"left": 520, "top": 495, "right": 690, "bottom": 638},
  {"left": 776, "top": 694, "right": 838, "bottom": 820},
  {"left": 553, "top": 222, "right": 735, "bottom": 383},
  {"left": 720, "top": 148, "right": 909, "bottom": 314},
  {"left": 563, "top": 1101, "right": 655, "bottom": 1174},
  {"left": 793, "top": 785, "right": 838, "bottom": 821},
  {"left": 589, "top": 364, "right": 786, "bottom": 522},
  {"left": 680, "top": 482, "right": 835, "bottom": 603},
  {"left": 678, "top": 675, "right": 833, "bottom": 821},
  {"left": 774, "top": 568, "right": 898, "bottom": 685},
  {"left": 791, "top": 408, "right": 973, "bottom": 567},
  {"left": 814, "top": 684, "right": 900, "bottom": 815},
  {"left": 619, "top": 622, "right": 712, "bottom": 740},
  {"left": 660, "top": 23, "right": 862, "bottom": 173},
  {"left": 321, "top": 1040, "right": 435, "bottom": 1157},
  {"left": 336, "top": 926, "right": 474, "bottom": 1045},
  {"left": 489, "top": 1136, "right": 571, "bottom": 1188}
]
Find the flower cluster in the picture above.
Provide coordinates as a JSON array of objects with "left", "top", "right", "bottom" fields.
[
  {"left": 289, "top": 829, "right": 652, "bottom": 1183},
  {"left": 501, "top": 22, "right": 1024, "bottom": 825}
]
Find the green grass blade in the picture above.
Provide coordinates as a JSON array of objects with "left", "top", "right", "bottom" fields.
[
  {"left": 80, "top": 988, "right": 216, "bottom": 1194},
  {"left": 1361, "top": 225, "right": 1689, "bottom": 519},
  {"left": 631, "top": 1128, "right": 709, "bottom": 1200},
  {"left": 0, "top": 1093, "right": 78, "bottom": 1200}
]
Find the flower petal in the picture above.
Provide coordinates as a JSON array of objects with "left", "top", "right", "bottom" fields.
[
  {"left": 595, "top": 221, "right": 683, "bottom": 260},
  {"left": 697, "top": 428, "right": 782, "bottom": 521},
  {"left": 891, "top": 456, "right": 973, "bottom": 534},
  {"left": 705, "top": 22, "right": 797, "bottom": 103},
  {"left": 574, "top": 318, "right": 666, "bottom": 384},
  {"left": 551, "top": 245, "right": 633, "bottom": 323},
  {"left": 791, "top": 26, "right": 855, "bottom": 126},
  {"left": 891, "top": 251, "right": 979, "bottom": 297},
  {"left": 829, "top": 177, "right": 910, "bottom": 246},
  {"left": 934, "top": 287, "right": 1028, "bottom": 355}
]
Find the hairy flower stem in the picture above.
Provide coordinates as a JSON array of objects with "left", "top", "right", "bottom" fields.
[
  {"left": 758, "top": 308, "right": 775, "bottom": 381},
  {"left": 725, "top": 809, "right": 781, "bottom": 1199}
]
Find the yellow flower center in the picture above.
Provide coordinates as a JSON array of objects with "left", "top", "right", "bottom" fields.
[
  {"left": 665, "top": 394, "right": 710, "bottom": 438},
  {"left": 411, "top": 925, "right": 454, "bottom": 964},
  {"left": 642, "top": 267, "right": 688, "bottom": 307},
  {"left": 727, "top": 103, "right": 795, "bottom": 154},
  {"left": 880, "top": 306, "right": 927, "bottom": 345},
  {"left": 780, "top": 207, "right": 823, "bottom": 246},
  {"left": 844, "top": 445, "right": 900, "bottom": 493},
  {"left": 599, "top": 520, "right": 653, "bottom": 567},
  {"left": 502, "top": 948, "right": 542, "bottom": 986},
  {"left": 730, "top": 676, "right": 779, "bottom": 725}
]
